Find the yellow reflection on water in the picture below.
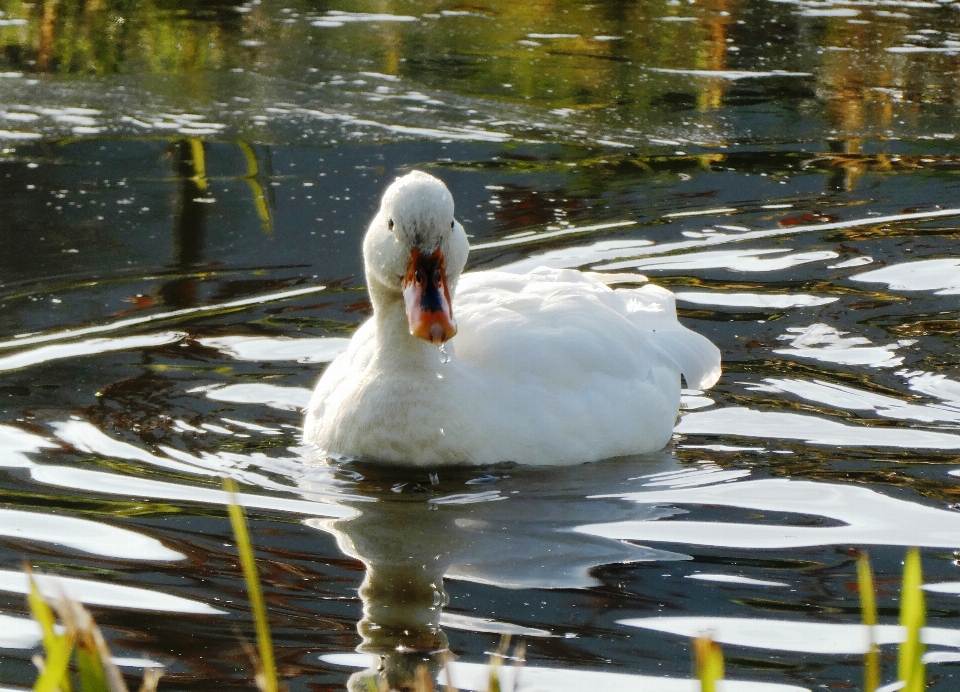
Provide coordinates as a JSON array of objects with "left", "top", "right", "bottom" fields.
[{"left": 1, "top": 0, "right": 959, "bottom": 151}]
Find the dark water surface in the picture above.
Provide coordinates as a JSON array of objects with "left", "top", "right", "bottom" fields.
[{"left": 1, "top": 1, "right": 960, "bottom": 691}]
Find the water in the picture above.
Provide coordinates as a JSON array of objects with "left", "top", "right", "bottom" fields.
[{"left": 1, "top": 0, "right": 960, "bottom": 690}]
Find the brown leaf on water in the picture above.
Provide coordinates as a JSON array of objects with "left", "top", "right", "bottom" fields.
[
  {"left": 777, "top": 212, "right": 839, "bottom": 227},
  {"left": 124, "top": 294, "right": 157, "bottom": 310}
]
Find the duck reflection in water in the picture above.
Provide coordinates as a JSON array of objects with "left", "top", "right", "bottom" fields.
[{"left": 299, "top": 454, "right": 691, "bottom": 691}]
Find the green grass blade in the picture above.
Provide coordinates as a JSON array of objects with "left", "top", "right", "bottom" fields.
[
  {"left": 857, "top": 552, "right": 880, "bottom": 692},
  {"left": 76, "top": 645, "right": 109, "bottom": 692},
  {"left": 693, "top": 635, "right": 724, "bottom": 692},
  {"left": 898, "top": 548, "right": 925, "bottom": 692},
  {"left": 224, "top": 478, "right": 279, "bottom": 692}
]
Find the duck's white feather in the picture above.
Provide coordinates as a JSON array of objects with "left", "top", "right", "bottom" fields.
[{"left": 304, "top": 263, "right": 720, "bottom": 466}]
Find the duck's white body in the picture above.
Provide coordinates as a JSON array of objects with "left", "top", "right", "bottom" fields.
[{"left": 304, "top": 172, "right": 720, "bottom": 466}]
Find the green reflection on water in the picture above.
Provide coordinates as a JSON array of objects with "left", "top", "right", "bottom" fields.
[{"left": 1, "top": 0, "right": 960, "bottom": 142}]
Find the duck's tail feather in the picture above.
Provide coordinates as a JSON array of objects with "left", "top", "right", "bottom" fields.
[
  {"left": 619, "top": 283, "right": 722, "bottom": 390},
  {"left": 646, "top": 327, "right": 722, "bottom": 390}
]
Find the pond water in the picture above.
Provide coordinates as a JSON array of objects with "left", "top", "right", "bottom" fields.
[{"left": 1, "top": 0, "right": 960, "bottom": 690}]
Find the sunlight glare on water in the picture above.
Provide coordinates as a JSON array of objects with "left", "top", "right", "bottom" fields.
[{"left": 0, "top": 0, "right": 959, "bottom": 690}]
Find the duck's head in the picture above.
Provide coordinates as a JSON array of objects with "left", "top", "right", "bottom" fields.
[{"left": 363, "top": 171, "right": 469, "bottom": 345}]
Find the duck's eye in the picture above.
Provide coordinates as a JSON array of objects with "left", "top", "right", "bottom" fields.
[
  {"left": 433, "top": 269, "right": 442, "bottom": 285},
  {"left": 414, "top": 270, "right": 424, "bottom": 284},
  {"left": 450, "top": 220, "right": 455, "bottom": 229},
  {"left": 388, "top": 218, "right": 394, "bottom": 231}
]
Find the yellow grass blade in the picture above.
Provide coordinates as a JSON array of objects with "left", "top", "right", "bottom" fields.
[
  {"left": 693, "top": 634, "right": 725, "bottom": 692},
  {"left": 188, "top": 138, "right": 208, "bottom": 191},
  {"left": 224, "top": 478, "right": 279, "bottom": 692},
  {"left": 33, "top": 632, "right": 73, "bottom": 692},
  {"left": 857, "top": 552, "right": 880, "bottom": 692},
  {"left": 27, "top": 576, "right": 58, "bottom": 651},
  {"left": 27, "top": 572, "right": 74, "bottom": 692},
  {"left": 898, "top": 548, "right": 925, "bottom": 692},
  {"left": 237, "top": 141, "right": 272, "bottom": 233}
]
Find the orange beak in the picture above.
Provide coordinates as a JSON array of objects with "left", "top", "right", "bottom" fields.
[{"left": 402, "top": 247, "right": 457, "bottom": 344}]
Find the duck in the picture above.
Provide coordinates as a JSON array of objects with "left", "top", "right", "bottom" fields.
[{"left": 303, "top": 171, "right": 721, "bottom": 466}]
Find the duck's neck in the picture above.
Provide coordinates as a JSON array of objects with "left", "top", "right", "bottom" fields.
[{"left": 368, "top": 277, "right": 449, "bottom": 369}]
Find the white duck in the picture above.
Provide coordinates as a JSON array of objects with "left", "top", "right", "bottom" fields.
[{"left": 304, "top": 171, "right": 721, "bottom": 466}]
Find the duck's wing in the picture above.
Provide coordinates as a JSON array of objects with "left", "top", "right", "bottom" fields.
[{"left": 454, "top": 268, "right": 720, "bottom": 390}]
